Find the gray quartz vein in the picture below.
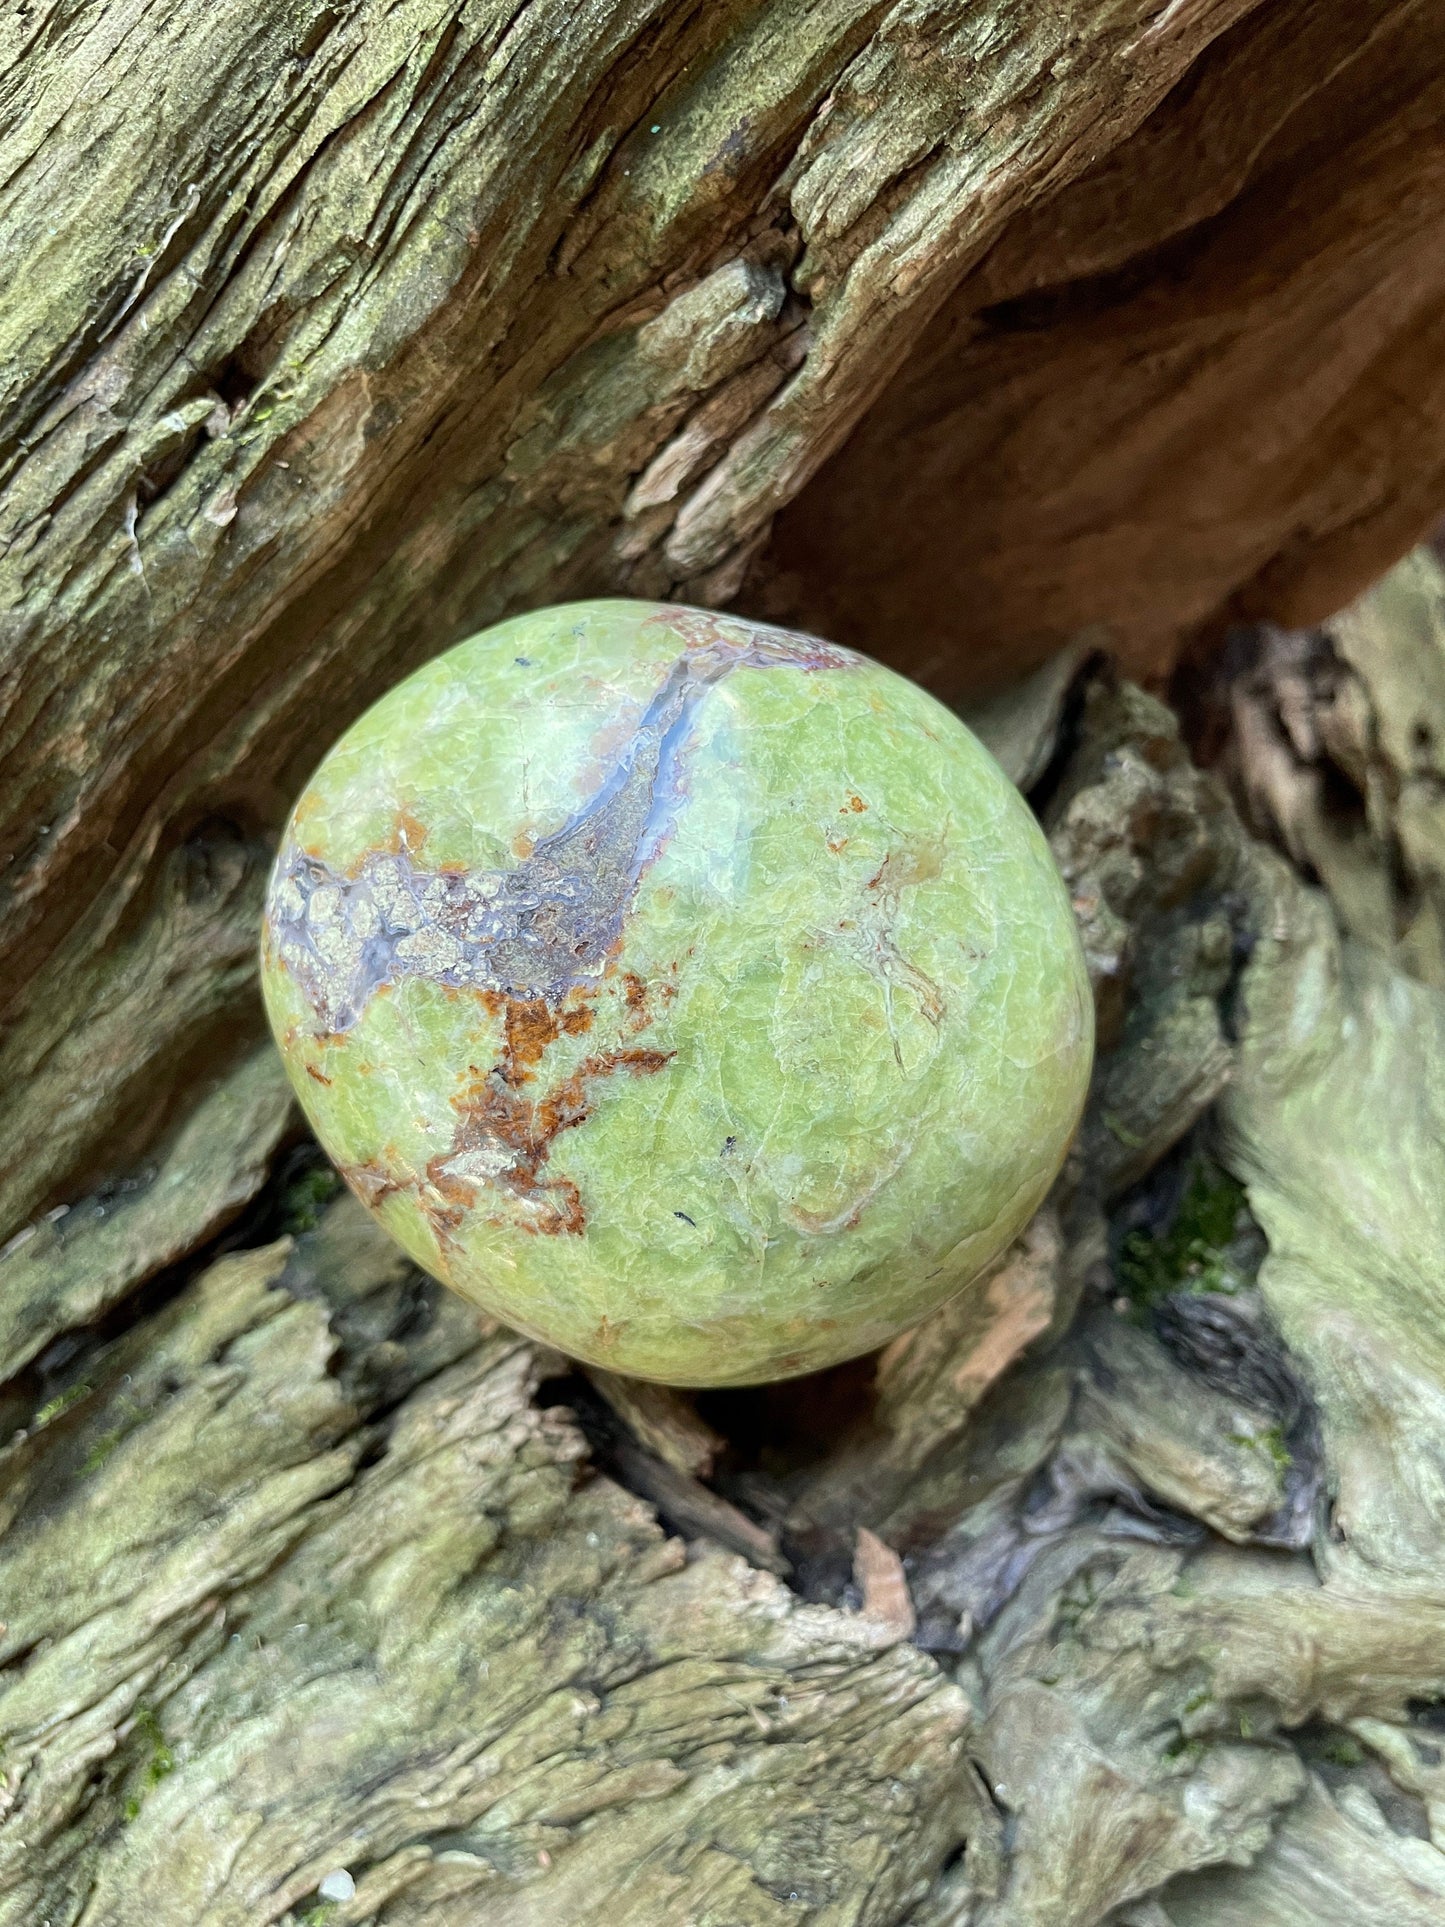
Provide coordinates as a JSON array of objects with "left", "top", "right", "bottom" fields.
[{"left": 266, "top": 619, "right": 856, "bottom": 1032}]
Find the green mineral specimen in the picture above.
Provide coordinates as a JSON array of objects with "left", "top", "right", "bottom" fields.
[{"left": 261, "top": 601, "right": 1093, "bottom": 1384}]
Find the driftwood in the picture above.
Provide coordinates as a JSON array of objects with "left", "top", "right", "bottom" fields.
[{"left": 7, "top": 3, "right": 1445, "bottom": 1922}]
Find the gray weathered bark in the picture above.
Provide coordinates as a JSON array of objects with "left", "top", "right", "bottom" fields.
[{"left": 6, "top": 4, "right": 1445, "bottom": 1922}]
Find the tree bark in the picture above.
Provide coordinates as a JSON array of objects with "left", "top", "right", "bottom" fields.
[
  {"left": 6, "top": 5, "right": 1445, "bottom": 1923},
  {"left": 7, "top": 0, "right": 1445, "bottom": 1236}
]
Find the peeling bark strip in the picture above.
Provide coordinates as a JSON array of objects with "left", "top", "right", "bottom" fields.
[{"left": 267, "top": 616, "right": 855, "bottom": 1033}]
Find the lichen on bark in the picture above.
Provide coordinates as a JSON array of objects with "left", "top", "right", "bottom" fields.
[
  {"left": 8, "top": 1, "right": 1445, "bottom": 1919},
  {"left": 6, "top": 0, "right": 1445, "bottom": 1235}
]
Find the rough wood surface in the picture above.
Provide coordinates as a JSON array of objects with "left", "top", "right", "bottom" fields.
[
  {"left": 7, "top": 0, "right": 1445, "bottom": 1235},
  {"left": 770, "top": 0, "right": 1445, "bottom": 693},
  {"left": 7, "top": 629, "right": 1445, "bottom": 1923},
  {"left": 1214, "top": 542, "right": 1445, "bottom": 988},
  {"left": 8, "top": 5, "right": 1445, "bottom": 1921},
  {"left": 0, "top": 1230, "right": 976, "bottom": 1926}
]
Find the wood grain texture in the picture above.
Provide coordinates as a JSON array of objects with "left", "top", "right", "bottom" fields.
[
  {"left": 767, "top": 0, "right": 1445, "bottom": 694},
  {"left": 6, "top": 653, "right": 1445, "bottom": 1924},
  {"left": 0, "top": 1225, "right": 976, "bottom": 1926},
  {"left": 0, "top": 0, "right": 1377, "bottom": 1236},
  {"left": 9, "top": 7, "right": 1445, "bottom": 1919}
]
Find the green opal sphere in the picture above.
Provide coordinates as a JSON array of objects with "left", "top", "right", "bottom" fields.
[{"left": 261, "top": 600, "right": 1093, "bottom": 1385}]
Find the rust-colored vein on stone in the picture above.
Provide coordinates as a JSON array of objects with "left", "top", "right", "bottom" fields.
[{"left": 430, "top": 1037, "right": 675, "bottom": 1238}]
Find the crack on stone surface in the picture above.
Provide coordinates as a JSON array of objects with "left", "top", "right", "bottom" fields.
[{"left": 266, "top": 615, "right": 857, "bottom": 1035}]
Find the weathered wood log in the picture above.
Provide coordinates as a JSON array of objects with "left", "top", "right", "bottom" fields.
[
  {"left": 9, "top": 633, "right": 1445, "bottom": 1923},
  {"left": 7, "top": 0, "right": 1445, "bottom": 1234},
  {"left": 769, "top": 0, "right": 1445, "bottom": 691},
  {"left": 8, "top": 3, "right": 1445, "bottom": 1921}
]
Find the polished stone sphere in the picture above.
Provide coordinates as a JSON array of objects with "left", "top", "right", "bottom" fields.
[{"left": 261, "top": 601, "right": 1093, "bottom": 1384}]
